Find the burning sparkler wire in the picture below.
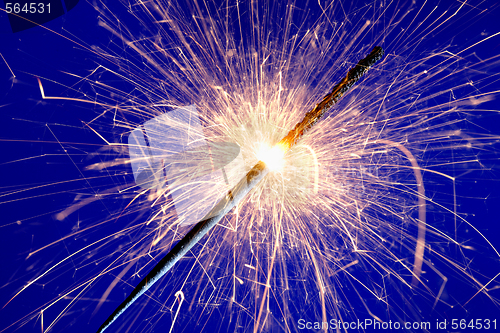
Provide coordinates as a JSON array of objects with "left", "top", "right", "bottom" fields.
[{"left": 97, "top": 46, "right": 384, "bottom": 333}]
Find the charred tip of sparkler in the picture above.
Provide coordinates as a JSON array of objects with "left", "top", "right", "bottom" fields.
[
  {"left": 361, "top": 46, "right": 384, "bottom": 68},
  {"left": 370, "top": 46, "right": 385, "bottom": 62},
  {"left": 345, "top": 46, "right": 384, "bottom": 84},
  {"left": 371, "top": 46, "right": 384, "bottom": 61}
]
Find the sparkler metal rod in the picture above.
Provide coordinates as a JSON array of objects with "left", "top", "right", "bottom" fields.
[{"left": 97, "top": 46, "right": 384, "bottom": 333}]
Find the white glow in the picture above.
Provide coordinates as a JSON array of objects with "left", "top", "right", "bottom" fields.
[{"left": 257, "top": 143, "right": 286, "bottom": 172}]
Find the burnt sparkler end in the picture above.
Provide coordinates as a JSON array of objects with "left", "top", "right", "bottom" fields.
[{"left": 279, "top": 46, "right": 384, "bottom": 150}]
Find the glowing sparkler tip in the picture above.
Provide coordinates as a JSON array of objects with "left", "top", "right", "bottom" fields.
[{"left": 257, "top": 143, "right": 287, "bottom": 172}]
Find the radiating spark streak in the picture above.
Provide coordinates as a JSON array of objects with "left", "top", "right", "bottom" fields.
[
  {"left": 96, "top": 46, "right": 384, "bottom": 333},
  {"left": 374, "top": 139, "right": 426, "bottom": 287},
  {"left": 169, "top": 291, "right": 185, "bottom": 333},
  {"left": 0, "top": 175, "right": 96, "bottom": 201},
  {"left": 301, "top": 231, "right": 328, "bottom": 333},
  {"left": 343, "top": 268, "right": 388, "bottom": 302},
  {"left": 94, "top": 260, "right": 137, "bottom": 316},
  {"left": 332, "top": 260, "right": 359, "bottom": 275},
  {"left": 350, "top": 279, "right": 384, "bottom": 324},
  {"left": 297, "top": 144, "right": 319, "bottom": 193},
  {"left": 37, "top": 77, "right": 114, "bottom": 109},
  {"left": 3, "top": 222, "right": 141, "bottom": 309},
  {"left": 9, "top": 233, "right": 173, "bottom": 331},
  {"left": 179, "top": 235, "right": 217, "bottom": 293},
  {"left": 461, "top": 273, "right": 500, "bottom": 308},
  {"left": 0, "top": 137, "right": 103, "bottom": 146},
  {"left": 0, "top": 52, "right": 15, "bottom": 77},
  {"left": 81, "top": 123, "right": 121, "bottom": 146},
  {"left": 457, "top": 32, "right": 500, "bottom": 56},
  {"left": 99, "top": 19, "right": 175, "bottom": 86},
  {"left": 421, "top": 257, "right": 449, "bottom": 310},
  {"left": 254, "top": 174, "right": 287, "bottom": 333},
  {"left": 59, "top": 65, "right": 170, "bottom": 121}
]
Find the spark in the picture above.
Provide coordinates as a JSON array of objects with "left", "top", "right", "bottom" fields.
[{"left": 0, "top": 52, "right": 15, "bottom": 78}]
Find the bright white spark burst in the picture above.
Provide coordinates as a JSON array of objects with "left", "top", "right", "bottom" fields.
[
  {"left": 256, "top": 143, "right": 286, "bottom": 172},
  {"left": 1, "top": 1, "right": 500, "bottom": 333}
]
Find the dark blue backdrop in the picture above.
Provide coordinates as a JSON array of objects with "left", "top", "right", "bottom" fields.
[{"left": 1, "top": 1, "right": 500, "bottom": 333}]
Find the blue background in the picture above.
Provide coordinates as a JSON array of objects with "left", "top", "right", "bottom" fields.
[{"left": 1, "top": 1, "right": 500, "bottom": 332}]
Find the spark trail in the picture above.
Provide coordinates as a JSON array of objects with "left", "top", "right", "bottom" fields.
[{"left": 97, "top": 46, "right": 384, "bottom": 333}]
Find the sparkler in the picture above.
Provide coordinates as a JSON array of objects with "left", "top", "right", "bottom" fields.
[
  {"left": 98, "top": 46, "right": 384, "bottom": 333},
  {"left": 2, "top": 1, "right": 500, "bottom": 333}
]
